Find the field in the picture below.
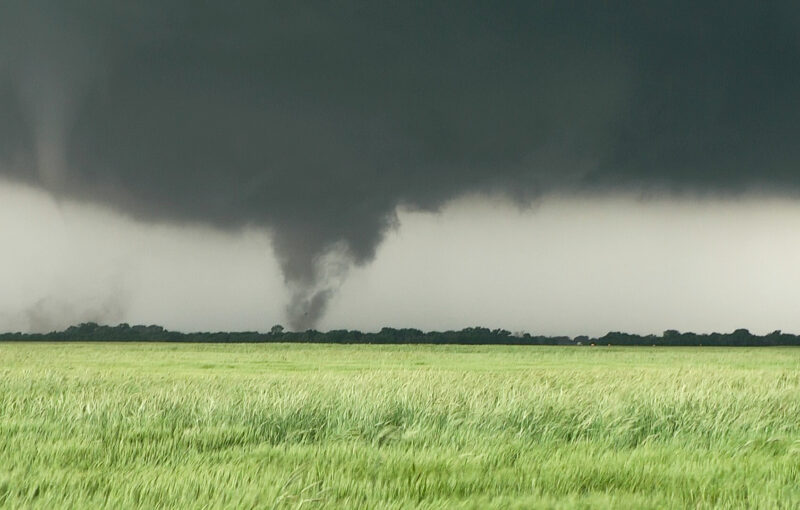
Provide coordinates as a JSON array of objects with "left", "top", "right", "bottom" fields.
[{"left": 0, "top": 343, "right": 798, "bottom": 509}]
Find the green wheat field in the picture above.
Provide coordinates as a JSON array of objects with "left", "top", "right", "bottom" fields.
[{"left": 0, "top": 343, "right": 798, "bottom": 509}]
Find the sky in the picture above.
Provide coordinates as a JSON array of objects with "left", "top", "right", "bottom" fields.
[{"left": 2, "top": 2, "right": 800, "bottom": 334}]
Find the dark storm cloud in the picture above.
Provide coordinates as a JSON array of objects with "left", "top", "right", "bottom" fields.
[{"left": 2, "top": 1, "right": 799, "bottom": 328}]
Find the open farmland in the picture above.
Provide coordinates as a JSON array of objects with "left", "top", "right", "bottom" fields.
[{"left": 0, "top": 343, "right": 798, "bottom": 509}]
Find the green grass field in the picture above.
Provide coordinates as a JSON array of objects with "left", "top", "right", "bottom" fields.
[{"left": 0, "top": 343, "right": 798, "bottom": 509}]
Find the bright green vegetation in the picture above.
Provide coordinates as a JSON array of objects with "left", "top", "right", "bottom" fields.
[{"left": 0, "top": 343, "right": 798, "bottom": 509}]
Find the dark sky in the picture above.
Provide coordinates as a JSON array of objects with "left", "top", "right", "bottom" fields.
[{"left": 2, "top": 1, "right": 800, "bottom": 329}]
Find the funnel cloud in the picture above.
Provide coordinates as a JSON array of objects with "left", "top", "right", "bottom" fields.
[{"left": 2, "top": 2, "right": 800, "bottom": 328}]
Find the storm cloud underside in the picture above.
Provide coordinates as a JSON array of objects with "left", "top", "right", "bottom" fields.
[{"left": 2, "top": 2, "right": 800, "bottom": 328}]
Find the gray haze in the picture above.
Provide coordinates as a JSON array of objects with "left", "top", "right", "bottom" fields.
[
  {"left": 2, "top": 2, "right": 800, "bottom": 329},
  {"left": 4, "top": 181, "right": 800, "bottom": 336}
]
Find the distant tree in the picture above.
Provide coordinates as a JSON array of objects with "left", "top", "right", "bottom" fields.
[
  {"left": 4, "top": 322, "right": 800, "bottom": 346},
  {"left": 730, "top": 328, "right": 752, "bottom": 345}
]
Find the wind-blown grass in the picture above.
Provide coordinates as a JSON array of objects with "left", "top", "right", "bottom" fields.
[{"left": 0, "top": 343, "right": 798, "bottom": 508}]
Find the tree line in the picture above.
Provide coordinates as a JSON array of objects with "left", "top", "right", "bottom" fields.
[{"left": 0, "top": 323, "right": 798, "bottom": 346}]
